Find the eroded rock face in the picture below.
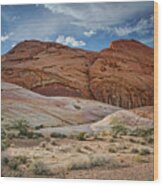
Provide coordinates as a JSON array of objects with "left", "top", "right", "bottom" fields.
[
  {"left": 1, "top": 39, "right": 154, "bottom": 108},
  {"left": 89, "top": 40, "right": 154, "bottom": 108},
  {"left": 2, "top": 40, "right": 97, "bottom": 99}
]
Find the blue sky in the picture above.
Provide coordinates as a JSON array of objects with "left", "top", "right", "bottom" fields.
[{"left": 1, "top": 2, "right": 154, "bottom": 54}]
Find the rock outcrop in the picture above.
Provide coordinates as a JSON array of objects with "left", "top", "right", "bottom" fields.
[
  {"left": 1, "top": 39, "right": 154, "bottom": 108},
  {"left": 89, "top": 40, "right": 154, "bottom": 108}
]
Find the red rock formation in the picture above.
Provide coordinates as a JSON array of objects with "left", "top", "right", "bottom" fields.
[
  {"left": 89, "top": 40, "right": 154, "bottom": 108},
  {"left": 1, "top": 39, "right": 154, "bottom": 108}
]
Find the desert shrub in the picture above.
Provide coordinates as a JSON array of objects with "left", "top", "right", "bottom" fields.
[
  {"left": 139, "top": 148, "right": 150, "bottom": 156},
  {"left": 129, "top": 138, "right": 138, "bottom": 143},
  {"left": 76, "top": 132, "right": 87, "bottom": 141},
  {"left": 1, "top": 169, "right": 24, "bottom": 177},
  {"left": 50, "top": 132, "right": 67, "bottom": 138},
  {"left": 74, "top": 105, "right": 81, "bottom": 110},
  {"left": 10, "top": 119, "right": 43, "bottom": 139},
  {"left": 90, "top": 154, "right": 110, "bottom": 167},
  {"left": 144, "top": 136, "right": 154, "bottom": 144},
  {"left": 68, "top": 154, "right": 118, "bottom": 170},
  {"left": 51, "top": 140, "right": 57, "bottom": 146},
  {"left": 1, "top": 156, "right": 9, "bottom": 166},
  {"left": 29, "top": 161, "right": 51, "bottom": 175},
  {"left": 28, "top": 132, "right": 43, "bottom": 139},
  {"left": 35, "top": 125, "right": 44, "bottom": 130},
  {"left": 108, "top": 147, "right": 117, "bottom": 153},
  {"left": 7, "top": 132, "right": 16, "bottom": 140},
  {"left": 111, "top": 125, "right": 128, "bottom": 137},
  {"left": 109, "top": 138, "right": 115, "bottom": 143},
  {"left": 129, "top": 127, "right": 153, "bottom": 138},
  {"left": 68, "top": 156, "right": 90, "bottom": 170},
  {"left": 133, "top": 155, "right": 149, "bottom": 163},
  {"left": 130, "top": 148, "right": 139, "bottom": 154},
  {"left": 1, "top": 128, "right": 6, "bottom": 140},
  {"left": 7, "top": 156, "right": 28, "bottom": 170},
  {"left": 1, "top": 139, "right": 10, "bottom": 151}
]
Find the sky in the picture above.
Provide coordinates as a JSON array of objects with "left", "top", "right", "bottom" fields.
[{"left": 1, "top": 1, "right": 154, "bottom": 54}]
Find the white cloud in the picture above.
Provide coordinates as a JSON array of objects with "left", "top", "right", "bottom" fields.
[
  {"left": 56, "top": 35, "right": 86, "bottom": 47},
  {"left": 112, "top": 15, "right": 154, "bottom": 36},
  {"left": 1, "top": 32, "right": 13, "bottom": 42},
  {"left": 1, "top": 35, "right": 9, "bottom": 42},
  {"left": 84, "top": 30, "right": 96, "bottom": 37},
  {"left": 44, "top": 2, "right": 153, "bottom": 31}
]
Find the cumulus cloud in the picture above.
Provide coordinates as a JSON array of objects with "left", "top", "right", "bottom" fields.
[
  {"left": 84, "top": 30, "right": 96, "bottom": 37},
  {"left": 56, "top": 35, "right": 86, "bottom": 47},
  {"left": 1, "top": 32, "right": 13, "bottom": 42}
]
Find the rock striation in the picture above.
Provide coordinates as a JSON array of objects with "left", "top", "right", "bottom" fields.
[{"left": 1, "top": 39, "right": 154, "bottom": 108}]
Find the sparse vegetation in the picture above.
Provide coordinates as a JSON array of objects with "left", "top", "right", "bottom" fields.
[
  {"left": 133, "top": 155, "right": 149, "bottom": 163},
  {"left": 108, "top": 147, "right": 117, "bottom": 153},
  {"left": 50, "top": 132, "right": 67, "bottom": 138},
  {"left": 139, "top": 148, "right": 150, "bottom": 156},
  {"left": 1, "top": 156, "right": 9, "bottom": 166},
  {"left": 110, "top": 124, "right": 154, "bottom": 143},
  {"left": 129, "top": 127, "right": 153, "bottom": 138},
  {"left": 29, "top": 161, "right": 51, "bottom": 175},
  {"left": 1, "top": 155, "right": 28, "bottom": 177},
  {"left": 68, "top": 154, "right": 117, "bottom": 170},
  {"left": 10, "top": 119, "right": 43, "bottom": 139},
  {"left": 35, "top": 125, "right": 44, "bottom": 130},
  {"left": 1, "top": 138, "right": 10, "bottom": 151},
  {"left": 111, "top": 125, "right": 128, "bottom": 137},
  {"left": 74, "top": 104, "right": 81, "bottom": 110},
  {"left": 131, "top": 148, "right": 139, "bottom": 154},
  {"left": 76, "top": 132, "right": 87, "bottom": 141},
  {"left": 7, "top": 156, "right": 28, "bottom": 170}
]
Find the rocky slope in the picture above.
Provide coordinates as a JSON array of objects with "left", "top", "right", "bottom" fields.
[
  {"left": 1, "top": 39, "right": 154, "bottom": 108},
  {"left": 1, "top": 82, "right": 121, "bottom": 128}
]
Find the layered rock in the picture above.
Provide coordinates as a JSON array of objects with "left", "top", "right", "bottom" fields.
[
  {"left": 1, "top": 39, "right": 154, "bottom": 108},
  {"left": 1, "top": 82, "right": 121, "bottom": 128},
  {"left": 2, "top": 40, "right": 97, "bottom": 99},
  {"left": 89, "top": 40, "right": 154, "bottom": 108}
]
